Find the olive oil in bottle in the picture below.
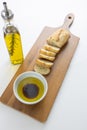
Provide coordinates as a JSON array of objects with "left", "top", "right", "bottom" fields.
[{"left": 1, "top": 2, "right": 24, "bottom": 64}]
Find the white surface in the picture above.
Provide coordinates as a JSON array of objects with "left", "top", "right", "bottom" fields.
[{"left": 0, "top": 0, "right": 87, "bottom": 129}]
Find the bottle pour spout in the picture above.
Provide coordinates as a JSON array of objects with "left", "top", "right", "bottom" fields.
[{"left": 1, "top": 2, "right": 14, "bottom": 20}]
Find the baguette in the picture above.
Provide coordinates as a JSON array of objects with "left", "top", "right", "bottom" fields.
[{"left": 34, "top": 29, "right": 70, "bottom": 75}]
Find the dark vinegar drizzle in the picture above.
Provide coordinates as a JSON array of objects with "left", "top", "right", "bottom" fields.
[{"left": 23, "top": 84, "right": 39, "bottom": 98}]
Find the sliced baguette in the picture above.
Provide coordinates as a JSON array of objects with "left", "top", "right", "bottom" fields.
[
  {"left": 40, "top": 48, "right": 56, "bottom": 57},
  {"left": 34, "top": 64, "right": 50, "bottom": 75},
  {"left": 39, "top": 53, "right": 55, "bottom": 61},
  {"left": 36, "top": 59, "right": 53, "bottom": 68},
  {"left": 44, "top": 44, "right": 60, "bottom": 54}
]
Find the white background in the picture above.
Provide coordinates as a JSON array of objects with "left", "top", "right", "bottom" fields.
[{"left": 0, "top": 0, "right": 87, "bottom": 130}]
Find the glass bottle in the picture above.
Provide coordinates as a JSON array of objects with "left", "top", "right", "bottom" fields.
[{"left": 1, "top": 2, "right": 24, "bottom": 64}]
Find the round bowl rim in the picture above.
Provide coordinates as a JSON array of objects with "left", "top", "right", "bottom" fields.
[{"left": 13, "top": 71, "right": 48, "bottom": 105}]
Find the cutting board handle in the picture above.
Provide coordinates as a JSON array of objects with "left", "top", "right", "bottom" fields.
[{"left": 62, "top": 13, "right": 74, "bottom": 29}]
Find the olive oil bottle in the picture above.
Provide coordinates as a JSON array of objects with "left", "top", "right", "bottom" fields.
[{"left": 1, "top": 2, "right": 24, "bottom": 64}]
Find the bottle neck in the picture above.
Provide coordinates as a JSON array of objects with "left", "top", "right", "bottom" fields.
[
  {"left": 4, "top": 19, "right": 14, "bottom": 26},
  {"left": 3, "top": 19, "right": 19, "bottom": 35}
]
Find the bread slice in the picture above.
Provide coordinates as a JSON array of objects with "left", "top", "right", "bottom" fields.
[
  {"left": 47, "top": 28, "right": 70, "bottom": 48},
  {"left": 39, "top": 53, "right": 55, "bottom": 61},
  {"left": 34, "top": 64, "right": 50, "bottom": 75},
  {"left": 40, "top": 48, "right": 56, "bottom": 57},
  {"left": 36, "top": 59, "right": 53, "bottom": 68},
  {"left": 44, "top": 44, "right": 60, "bottom": 54}
]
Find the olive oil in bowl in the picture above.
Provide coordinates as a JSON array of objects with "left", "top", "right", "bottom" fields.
[
  {"left": 17, "top": 77, "right": 44, "bottom": 102},
  {"left": 13, "top": 71, "right": 48, "bottom": 105}
]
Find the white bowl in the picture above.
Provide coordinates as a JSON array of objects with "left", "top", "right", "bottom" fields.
[{"left": 13, "top": 71, "right": 48, "bottom": 105}]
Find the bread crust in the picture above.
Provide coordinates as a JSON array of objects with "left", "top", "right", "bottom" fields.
[
  {"left": 39, "top": 53, "right": 55, "bottom": 61},
  {"left": 36, "top": 59, "right": 53, "bottom": 68},
  {"left": 47, "top": 28, "right": 70, "bottom": 48},
  {"left": 40, "top": 48, "right": 56, "bottom": 57},
  {"left": 44, "top": 44, "right": 60, "bottom": 53}
]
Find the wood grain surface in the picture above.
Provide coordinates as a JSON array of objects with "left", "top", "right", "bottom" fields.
[{"left": 0, "top": 14, "right": 80, "bottom": 122}]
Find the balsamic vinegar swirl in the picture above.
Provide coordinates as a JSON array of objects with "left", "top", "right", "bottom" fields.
[{"left": 23, "top": 83, "right": 39, "bottom": 99}]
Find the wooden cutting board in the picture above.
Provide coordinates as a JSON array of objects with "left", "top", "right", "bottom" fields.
[{"left": 0, "top": 13, "right": 80, "bottom": 122}]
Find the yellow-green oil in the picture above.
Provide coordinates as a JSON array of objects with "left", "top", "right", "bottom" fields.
[
  {"left": 4, "top": 32, "right": 24, "bottom": 64},
  {"left": 17, "top": 77, "right": 44, "bottom": 102}
]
